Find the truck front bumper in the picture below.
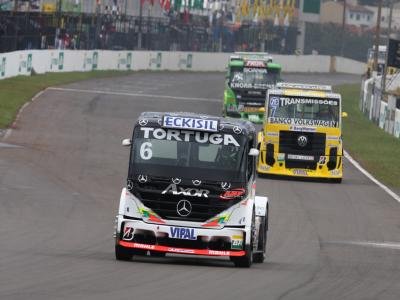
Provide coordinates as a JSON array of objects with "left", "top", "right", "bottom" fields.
[{"left": 116, "top": 219, "right": 248, "bottom": 257}]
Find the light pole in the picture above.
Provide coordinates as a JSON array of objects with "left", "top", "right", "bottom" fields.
[
  {"left": 13, "top": 0, "right": 19, "bottom": 50},
  {"left": 372, "top": 0, "right": 383, "bottom": 123},
  {"left": 340, "top": 0, "right": 347, "bottom": 57},
  {"left": 373, "top": 0, "right": 383, "bottom": 73},
  {"left": 382, "top": 0, "right": 394, "bottom": 95},
  {"left": 138, "top": 0, "right": 143, "bottom": 49}
]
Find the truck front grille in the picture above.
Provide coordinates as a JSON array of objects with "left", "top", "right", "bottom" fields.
[
  {"left": 279, "top": 131, "right": 326, "bottom": 156},
  {"left": 137, "top": 190, "right": 239, "bottom": 222}
]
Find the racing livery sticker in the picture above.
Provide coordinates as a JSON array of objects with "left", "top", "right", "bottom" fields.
[
  {"left": 268, "top": 117, "right": 337, "bottom": 128},
  {"left": 123, "top": 227, "right": 134, "bottom": 240},
  {"left": 162, "top": 184, "right": 210, "bottom": 198},
  {"left": 140, "top": 127, "right": 240, "bottom": 146},
  {"left": 169, "top": 227, "right": 196, "bottom": 240},
  {"left": 278, "top": 97, "right": 338, "bottom": 107},
  {"left": 220, "top": 188, "right": 246, "bottom": 200}
]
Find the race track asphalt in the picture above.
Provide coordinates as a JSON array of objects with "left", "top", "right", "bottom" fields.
[{"left": 1, "top": 72, "right": 399, "bottom": 300}]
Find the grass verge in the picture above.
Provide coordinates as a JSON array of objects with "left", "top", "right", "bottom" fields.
[
  {"left": 335, "top": 84, "right": 400, "bottom": 189},
  {"left": 0, "top": 71, "right": 133, "bottom": 129}
]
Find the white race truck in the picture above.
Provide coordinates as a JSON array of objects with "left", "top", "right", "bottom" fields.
[{"left": 114, "top": 112, "right": 269, "bottom": 267}]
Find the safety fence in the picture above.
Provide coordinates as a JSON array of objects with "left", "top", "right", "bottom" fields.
[
  {"left": 360, "top": 76, "right": 400, "bottom": 139},
  {"left": 0, "top": 50, "right": 365, "bottom": 81}
]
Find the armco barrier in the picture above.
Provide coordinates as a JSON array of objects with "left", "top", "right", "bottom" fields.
[{"left": 0, "top": 50, "right": 364, "bottom": 81}]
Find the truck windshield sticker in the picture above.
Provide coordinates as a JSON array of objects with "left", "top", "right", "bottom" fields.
[
  {"left": 140, "top": 127, "right": 240, "bottom": 146},
  {"left": 245, "top": 61, "right": 265, "bottom": 67},
  {"left": 163, "top": 116, "right": 219, "bottom": 132},
  {"left": 268, "top": 117, "right": 338, "bottom": 128},
  {"left": 244, "top": 67, "right": 267, "bottom": 73},
  {"left": 268, "top": 95, "right": 340, "bottom": 127},
  {"left": 278, "top": 97, "right": 338, "bottom": 107}
]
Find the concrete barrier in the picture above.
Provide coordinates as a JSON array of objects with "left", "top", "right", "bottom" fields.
[
  {"left": 0, "top": 50, "right": 365, "bottom": 82},
  {"left": 361, "top": 76, "right": 400, "bottom": 139},
  {"left": 395, "top": 109, "right": 400, "bottom": 138}
]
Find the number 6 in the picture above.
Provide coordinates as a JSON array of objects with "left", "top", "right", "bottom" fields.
[{"left": 140, "top": 142, "right": 152, "bottom": 160}]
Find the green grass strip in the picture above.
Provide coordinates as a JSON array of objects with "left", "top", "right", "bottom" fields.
[
  {"left": 0, "top": 71, "right": 133, "bottom": 129},
  {"left": 335, "top": 84, "right": 400, "bottom": 189}
]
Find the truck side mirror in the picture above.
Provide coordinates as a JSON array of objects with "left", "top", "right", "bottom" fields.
[
  {"left": 249, "top": 148, "right": 260, "bottom": 156},
  {"left": 342, "top": 112, "right": 348, "bottom": 118},
  {"left": 122, "top": 139, "right": 132, "bottom": 146}
]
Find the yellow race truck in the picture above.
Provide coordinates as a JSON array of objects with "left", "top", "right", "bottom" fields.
[{"left": 257, "top": 83, "right": 345, "bottom": 183}]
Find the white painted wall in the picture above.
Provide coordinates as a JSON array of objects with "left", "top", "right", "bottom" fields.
[
  {"left": 336, "top": 57, "right": 366, "bottom": 75},
  {"left": 0, "top": 50, "right": 365, "bottom": 81},
  {"left": 361, "top": 77, "right": 400, "bottom": 139}
]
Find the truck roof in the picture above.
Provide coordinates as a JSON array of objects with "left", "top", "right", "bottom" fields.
[
  {"left": 270, "top": 83, "right": 341, "bottom": 99},
  {"left": 138, "top": 112, "right": 256, "bottom": 135},
  {"left": 277, "top": 82, "right": 332, "bottom": 92},
  {"left": 230, "top": 52, "right": 273, "bottom": 63},
  {"left": 228, "top": 60, "right": 282, "bottom": 69}
]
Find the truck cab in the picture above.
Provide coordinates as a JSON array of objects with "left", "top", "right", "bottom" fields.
[
  {"left": 257, "top": 83, "right": 345, "bottom": 182},
  {"left": 115, "top": 112, "right": 269, "bottom": 267},
  {"left": 223, "top": 52, "right": 282, "bottom": 124}
]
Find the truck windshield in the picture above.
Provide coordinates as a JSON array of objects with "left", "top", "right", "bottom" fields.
[
  {"left": 130, "top": 127, "right": 246, "bottom": 182},
  {"left": 267, "top": 95, "right": 340, "bottom": 128},
  {"left": 230, "top": 66, "right": 279, "bottom": 89}
]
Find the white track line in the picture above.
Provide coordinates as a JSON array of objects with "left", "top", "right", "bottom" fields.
[
  {"left": 326, "top": 240, "right": 400, "bottom": 250},
  {"left": 47, "top": 87, "right": 220, "bottom": 103},
  {"left": 344, "top": 150, "right": 400, "bottom": 203},
  {"left": 3, "top": 90, "right": 45, "bottom": 140}
]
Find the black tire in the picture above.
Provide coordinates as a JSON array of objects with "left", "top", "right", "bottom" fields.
[
  {"left": 132, "top": 249, "right": 147, "bottom": 256},
  {"left": 253, "top": 209, "right": 268, "bottom": 263},
  {"left": 331, "top": 178, "right": 342, "bottom": 184},
  {"left": 150, "top": 251, "right": 166, "bottom": 257},
  {"left": 232, "top": 208, "right": 255, "bottom": 268},
  {"left": 115, "top": 244, "right": 132, "bottom": 261}
]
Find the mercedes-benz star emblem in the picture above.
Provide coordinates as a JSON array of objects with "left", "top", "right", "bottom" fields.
[
  {"left": 233, "top": 126, "right": 242, "bottom": 134},
  {"left": 192, "top": 180, "right": 201, "bottom": 186},
  {"left": 221, "top": 182, "right": 231, "bottom": 190},
  {"left": 138, "top": 175, "right": 148, "bottom": 183},
  {"left": 172, "top": 178, "right": 181, "bottom": 184},
  {"left": 138, "top": 119, "right": 148, "bottom": 126},
  {"left": 127, "top": 180, "right": 134, "bottom": 190},
  {"left": 297, "top": 135, "right": 308, "bottom": 147},
  {"left": 176, "top": 200, "right": 192, "bottom": 217}
]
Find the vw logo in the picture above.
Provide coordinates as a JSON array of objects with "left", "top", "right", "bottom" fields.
[
  {"left": 138, "top": 119, "right": 148, "bottom": 126},
  {"left": 137, "top": 174, "right": 148, "bottom": 183},
  {"left": 233, "top": 126, "right": 242, "bottom": 134},
  {"left": 297, "top": 135, "right": 308, "bottom": 147},
  {"left": 192, "top": 180, "right": 201, "bottom": 186},
  {"left": 127, "top": 179, "right": 134, "bottom": 190},
  {"left": 172, "top": 178, "right": 181, "bottom": 184},
  {"left": 176, "top": 200, "right": 192, "bottom": 217},
  {"left": 221, "top": 182, "right": 231, "bottom": 190}
]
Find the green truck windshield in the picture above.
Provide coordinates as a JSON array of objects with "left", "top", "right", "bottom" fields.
[{"left": 229, "top": 66, "right": 280, "bottom": 89}]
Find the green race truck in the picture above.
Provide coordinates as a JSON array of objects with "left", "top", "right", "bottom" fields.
[{"left": 223, "top": 53, "right": 282, "bottom": 124}]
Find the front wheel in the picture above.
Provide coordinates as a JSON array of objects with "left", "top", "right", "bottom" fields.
[
  {"left": 253, "top": 209, "right": 268, "bottom": 263},
  {"left": 331, "top": 178, "right": 342, "bottom": 184},
  {"left": 115, "top": 244, "right": 132, "bottom": 261},
  {"left": 232, "top": 208, "right": 255, "bottom": 268},
  {"left": 150, "top": 251, "right": 166, "bottom": 257}
]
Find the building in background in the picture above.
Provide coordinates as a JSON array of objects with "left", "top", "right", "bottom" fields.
[{"left": 321, "top": 1, "right": 374, "bottom": 30}]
